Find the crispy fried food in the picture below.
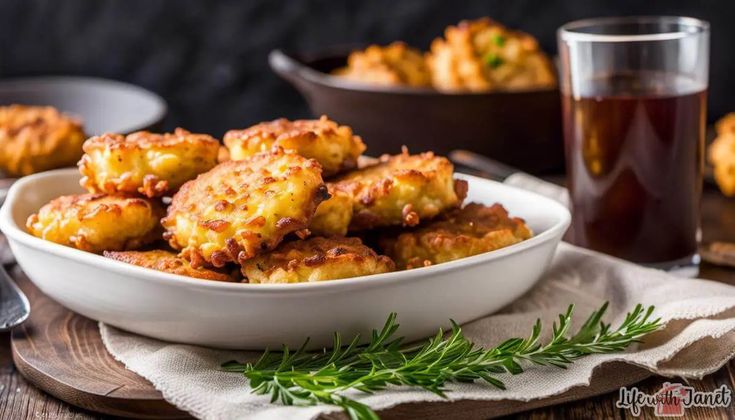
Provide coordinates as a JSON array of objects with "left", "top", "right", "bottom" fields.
[
  {"left": 26, "top": 193, "right": 164, "bottom": 253},
  {"left": 162, "top": 148, "right": 329, "bottom": 267},
  {"left": 241, "top": 236, "right": 394, "bottom": 283},
  {"left": 709, "top": 113, "right": 735, "bottom": 196},
  {"left": 223, "top": 116, "right": 365, "bottom": 177},
  {"left": 217, "top": 145, "right": 231, "bottom": 163},
  {"left": 427, "top": 18, "right": 556, "bottom": 92},
  {"left": 309, "top": 183, "right": 353, "bottom": 236},
  {"left": 332, "top": 42, "right": 432, "bottom": 88},
  {"left": 716, "top": 113, "right": 735, "bottom": 136},
  {"left": 380, "top": 203, "right": 532, "bottom": 269},
  {"left": 0, "top": 105, "right": 86, "bottom": 176},
  {"left": 79, "top": 128, "right": 220, "bottom": 198},
  {"left": 333, "top": 149, "right": 467, "bottom": 230},
  {"left": 104, "top": 249, "right": 236, "bottom": 282}
]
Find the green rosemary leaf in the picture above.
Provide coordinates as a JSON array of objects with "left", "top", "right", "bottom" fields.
[{"left": 224, "top": 302, "right": 661, "bottom": 420}]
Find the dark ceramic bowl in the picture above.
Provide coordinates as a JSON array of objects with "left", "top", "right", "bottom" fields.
[
  {"left": 269, "top": 49, "right": 563, "bottom": 174},
  {"left": 0, "top": 76, "right": 167, "bottom": 135}
]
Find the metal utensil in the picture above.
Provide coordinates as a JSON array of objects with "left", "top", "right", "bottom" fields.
[
  {"left": 0, "top": 266, "right": 29, "bottom": 330},
  {"left": 0, "top": 178, "right": 17, "bottom": 265},
  {"left": 449, "top": 149, "right": 519, "bottom": 181},
  {"left": 448, "top": 149, "right": 570, "bottom": 207},
  {"left": 0, "top": 177, "right": 29, "bottom": 330}
]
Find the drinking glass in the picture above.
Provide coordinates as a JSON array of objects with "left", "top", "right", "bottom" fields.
[{"left": 558, "top": 16, "right": 709, "bottom": 273}]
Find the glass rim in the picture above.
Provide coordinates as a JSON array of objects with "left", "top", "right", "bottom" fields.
[{"left": 559, "top": 16, "right": 709, "bottom": 43}]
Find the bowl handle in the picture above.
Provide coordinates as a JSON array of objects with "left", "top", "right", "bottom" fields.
[{"left": 269, "top": 50, "right": 314, "bottom": 95}]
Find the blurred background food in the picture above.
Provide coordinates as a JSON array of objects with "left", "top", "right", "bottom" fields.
[
  {"left": 333, "top": 42, "right": 432, "bottom": 88},
  {"left": 1, "top": 1, "right": 734, "bottom": 178},
  {"left": 2, "top": 0, "right": 731, "bottom": 136},
  {"left": 333, "top": 18, "right": 555, "bottom": 92},
  {"left": 427, "top": 18, "right": 556, "bottom": 92},
  {"left": 709, "top": 114, "right": 735, "bottom": 196},
  {"left": 0, "top": 76, "right": 166, "bottom": 177},
  {"left": 0, "top": 105, "right": 85, "bottom": 176}
]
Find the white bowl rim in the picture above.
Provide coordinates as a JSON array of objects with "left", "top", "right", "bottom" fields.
[{"left": 0, "top": 168, "right": 570, "bottom": 294}]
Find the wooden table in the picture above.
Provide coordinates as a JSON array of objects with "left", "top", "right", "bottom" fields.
[{"left": 1, "top": 185, "right": 735, "bottom": 419}]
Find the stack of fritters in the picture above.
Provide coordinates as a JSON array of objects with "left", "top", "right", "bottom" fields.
[
  {"left": 26, "top": 115, "right": 532, "bottom": 283},
  {"left": 27, "top": 128, "right": 224, "bottom": 279}
]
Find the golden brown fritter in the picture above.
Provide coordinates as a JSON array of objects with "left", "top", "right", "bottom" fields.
[
  {"left": 223, "top": 116, "right": 366, "bottom": 177},
  {"left": 309, "top": 183, "right": 354, "bottom": 236},
  {"left": 241, "top": 236, "right": 394, "bottom": 283},
  {"left": 332, "top": 42, "right": 432, "bottom": 88},
  {"left": 79, "top": 128, "right": 220, "bottom": 198},
  {"left": 709, "top": 113, "right": 735, "bottom": 196},
  {"left": 162, "top": 147, "right": 328, "bottom": 268},
  {"left": 26, "top": 193, "right": 164, "bottom": 253},
  {"left": 333, "top": 149, "right": 467, "bottom": 230},
  {"left": 0, "top": 105, "right": 86, "bottom": 176},
  {"left": 380, "top": 203, "right": 532, "bottom": 269},
  {"left": 104, "top": 249, "right": 237, "bottom": 282},
  {"left": 427, "top": 18, "right": 556, "bottom": 92}
]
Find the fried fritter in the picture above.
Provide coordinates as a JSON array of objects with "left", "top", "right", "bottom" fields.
[
  {"left": 104, "top": 249, "right": 237, "bottom": 282},
  {"left": 709, "top": 113, "right": 735, "bottom": 196},
  {"left": 380, "top": 203, "right": 532, "bottom": 269},
  {"left": 162, "top": 148, "right": 329, "bottom": 267},
  {"left": 241, "top": 236, "right": 394, "bottom": 283},
  {"left": 427, "top": 18, "right": 556, "bottom": 92},
  {"left": 309, "top": 183, "right": 353, "bottom": 236},
  {"left": 26, "top": 193, "right": 164, "bottom": 253},
  {"left": 223, "top": 116, "right": 366, "bottom": 177},
  {"left": 79, "top": 128, "right": 220, "bottom": 198},
  {"left": 332, "top": 42, "right": 432, "bottom": 88},
  {"left": 0, "top": 105, "right": 86, "bottom": 176},
  {"left": 333, "top": 149, "right": 467, "bottom": 230}
]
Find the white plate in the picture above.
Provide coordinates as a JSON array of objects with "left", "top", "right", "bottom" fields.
[{"left": 0, "top": 168, "right": 570, "bottom": 349}]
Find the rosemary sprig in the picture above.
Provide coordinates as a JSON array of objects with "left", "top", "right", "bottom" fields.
[{"left": 223, "top": 302, "right": 661, "bottom": 420}]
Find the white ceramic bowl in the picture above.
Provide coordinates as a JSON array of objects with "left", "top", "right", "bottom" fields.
[{"left": 0, "top": 168, "right": 570, "bottom": 349}]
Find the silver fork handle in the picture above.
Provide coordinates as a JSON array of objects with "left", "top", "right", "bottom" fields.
[
  {"left": 0, "top": 265, "right": 30, "bottom": 331},
  {"left": 0, "top": 177, "right": 29, "bottom": 330}
]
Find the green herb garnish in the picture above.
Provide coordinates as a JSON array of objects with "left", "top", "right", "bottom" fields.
[
  {"left": 484, "top": 52, "right": 504, "bottom": 68},
  {"left": 223, "top": 302, "right": 661, "bottom": 420},
  {"left": 492, "top": 34, "right": 506, "bottom": 46}
]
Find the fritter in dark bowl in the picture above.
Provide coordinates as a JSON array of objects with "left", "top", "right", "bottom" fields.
[{"left": 332, "top": 42, "right": 432, "bottom": 88}]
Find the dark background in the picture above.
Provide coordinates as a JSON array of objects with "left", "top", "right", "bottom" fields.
[{"left": 0, "top": 0, "right": 731, "bottom": 137}]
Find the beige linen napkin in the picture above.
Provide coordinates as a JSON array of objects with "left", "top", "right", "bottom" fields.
[{"left": 100, "top": 242, "right": 735, "bottom": 420}]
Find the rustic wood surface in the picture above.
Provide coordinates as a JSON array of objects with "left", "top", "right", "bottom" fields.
[
  {"left": 9, "top": 266, "right": 188, "bottom": 419},
  {"left": 1, "top": 185, "right": 734, "bottom": 419}
]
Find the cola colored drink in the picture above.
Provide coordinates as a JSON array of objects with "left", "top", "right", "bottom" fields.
[{"left": 563, "top": 73, "right": 706, "bottom": 264}]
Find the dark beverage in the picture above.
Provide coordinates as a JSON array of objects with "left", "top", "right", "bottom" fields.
[{"left": 563, "top": 73, "right": 706, "bottom": 264}]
